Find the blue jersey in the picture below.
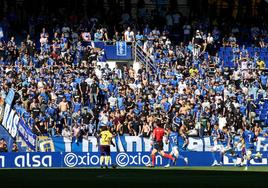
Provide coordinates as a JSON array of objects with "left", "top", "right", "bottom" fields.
[
  {"left": 219, "top": 132, "right": 231, "bottom": 147},
  {"left": 211, "top": 128, "right": 221, "bottom": 143},
  {"left": 169, "top": 132, "right": 179, "bottom": 148},
  {"left": 73, "top": 102, "right": 82, "bottom": 113},
  {"left": 242, "top": 130, "right": 255, "bottom": 150}
]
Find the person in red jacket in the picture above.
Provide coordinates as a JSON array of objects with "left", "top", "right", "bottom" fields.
[{"left": 147, "top": 121, "right": 175, "bottom": 167}]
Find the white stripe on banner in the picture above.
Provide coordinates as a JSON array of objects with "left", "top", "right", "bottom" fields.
[
  {"left": 82, "top": 138, "right": 89, "bottom": 152},
  {"left": 143, "top": 138, "right": 152, "bottom": 152},
  {"left": 124, "top": 136, "right": 143, "bottom": 152},
  {"left": 204, "top": 137, "right": 213, "bottom": 151},
  {"left": 88, "top": 137, "right": 98, "bottom": 152},
  {"left": 111, "top": 136, "right": 124, "bottom": 152},
  {"left": 63, "top": 137, "right": 72, "bottom": 152}
]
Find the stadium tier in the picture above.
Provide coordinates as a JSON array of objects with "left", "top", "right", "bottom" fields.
[{"left": 1, "top": 0, "right": 268, "bottom": 171}]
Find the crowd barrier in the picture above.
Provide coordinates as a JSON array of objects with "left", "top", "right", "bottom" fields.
[{"left": 0, "top": 151, "right": 267, "bottom": 168}]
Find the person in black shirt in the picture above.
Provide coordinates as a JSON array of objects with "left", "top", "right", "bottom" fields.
[
  {"left": 79, "top": 79, "right": 89, "bottom": 105},
  {"left": 82, "top": 110, "right": 93, "bottom": 125},
  {"left": 32, "top": 117, "right": 41, "bottom": 135},
  {"left": 90, "top": 80, "right": 99, "bottom": 105},
  {"left": 31, "top": 106, "right": 41, "bottom": 119},
  {"left": 171, "top": 98, "right": 182, "bottom": 112},
  {"left": 125, "top": 97, "right": 135, "bottom": 110}
]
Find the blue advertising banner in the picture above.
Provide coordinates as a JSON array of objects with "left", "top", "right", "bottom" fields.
[
  {"left": 0, "top": 152, "right": 267, "bottom": 168},
  {"left": 116, "top": 41, "right": 127, "bottom": 56}
]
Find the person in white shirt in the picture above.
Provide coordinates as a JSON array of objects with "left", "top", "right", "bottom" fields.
[
  {"left": 206, "top": 33, "right": 214, "bottom": 44},
  {"left": 95, "top": 66, "right": 103, "bottom": 80},
  {"left": 124, "top": 27, "right": 132, "bottom": 42},
  {"left": 240, "top": 59, "right": 248, "bottom": 70},
  {"left": 99, "top": 110, "right": 109, "bottom": 125},
  {"left": 85, "top": 77, "right": 93, "bottom": 86},
  {"left": 218, "top": 114, "right": 227, "bottom": 130},
  {"left": 114, "top": 65, "right": 122, "bottom": 79},
  {"left": 202, "top": 98, "right": 210, "bottom": 110},
  {"left": 178, "top": 80, "right": 187, "bottom": 94},
  {"left": 108, "top": 93, "right": 117, "bottom": 109}
]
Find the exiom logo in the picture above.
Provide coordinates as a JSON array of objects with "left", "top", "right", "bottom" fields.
[
  {"left": 115, "top": 153, "right": 162, "bottom": 167},
  {"left": 14, "top": 153, "right": 52, "bottom": 167},
  {"left": 63, "top": 153, "right": 100, "bottom": 167}
]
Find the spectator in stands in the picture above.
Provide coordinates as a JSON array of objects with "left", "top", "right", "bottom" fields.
[
  {"left": 12, "top": 142, "right": 18, "bottom": 152},
  {"left": 0, "top": 138, "right": 8, "bottom": 152}
]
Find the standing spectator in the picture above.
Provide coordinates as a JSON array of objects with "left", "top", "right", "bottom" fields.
[{"left": 0, "top": 138, "right": 8, "bottom": 152}]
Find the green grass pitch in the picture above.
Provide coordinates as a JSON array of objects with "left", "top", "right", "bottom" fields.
[{"left": 1, "top": 166, "right": 268, "bottom": 188}]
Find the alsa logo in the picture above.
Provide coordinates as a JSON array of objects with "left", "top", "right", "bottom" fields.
[{"left": 14, "top": 153, "right": 52, "bottom": 167}]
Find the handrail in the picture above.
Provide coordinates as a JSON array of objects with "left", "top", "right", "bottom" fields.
[{"left": 134, "top": 43, "right": 157, "bottom": 72}]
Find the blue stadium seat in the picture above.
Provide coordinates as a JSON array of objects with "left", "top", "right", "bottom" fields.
[
  {"left": 265, "top": 118, "right": 268, "bottom": 126},
  {"left": 247, "top": 47, "right": 253, "bottom": 52},
  {"left": 254, "top": 47, "right": 260, "bottom": 52},
  {"left": 260, "top": 112, "right": 267, "bottom": 121},
  {"left": 226, "top": 47, "right": 232, "bottom": 52},
  {"left": 261, "top": 48, "right": 268, "bottom": 53}
]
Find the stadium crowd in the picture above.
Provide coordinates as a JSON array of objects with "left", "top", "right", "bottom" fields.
[{"left": 1, "top": 7, "right": 268, "bottom": 147}]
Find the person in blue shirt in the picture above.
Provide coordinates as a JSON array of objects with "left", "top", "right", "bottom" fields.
[
  {"left": 135, "top": 31, "right": 143, "bottom": 46},
  {"left": 117, "top": 94, "right": 125, "bottom": 110},
  {"left": 107, "top": 79, "right": 115, "bottom": 94},
  {"left": 94, "top": 29, "right": 103, "bottom": 42},
  {"left": 162, "top": 100, "right": 171, "bottom": 113},
  {"left": 211, "top": 126, "right": 233, "bottom": 166},
  {"left": 238, "top": 125, "right": 262, "bottom": 170},
  {"left": 72, "top": 97, "right": 82, "bottom": 113},
  {"left": 260, "top": 72, "right": 268, "bottom": 90},
  {"left": 164, "top": 127, "right": 188, "bottom": 167},
  {"left": 27, "top": 113, "right": 35, "bottom": 130}
]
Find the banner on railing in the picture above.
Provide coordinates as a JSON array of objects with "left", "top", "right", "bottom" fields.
[
  {"left": 116, "top": 41, "right": 127, "bottom": 56},
  {"left": 0, "top": 151, "right": 267, "bottom": 168},
  {"left": 0, "top": 89, "right": 19, "bottom": 138},
  {"left": 0, "top": 89, "right": 37, "bottom": 150},
  {"left": 17, "top": 119, "right": 37, "bottom": 150}
]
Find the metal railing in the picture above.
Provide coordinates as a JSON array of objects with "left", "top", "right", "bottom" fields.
[{"left": 133, "top": 43, "right": 157, "bottom": 73}]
